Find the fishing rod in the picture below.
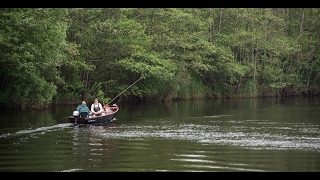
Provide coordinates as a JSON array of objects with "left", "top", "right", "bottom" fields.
[
  {"left": 59, "top": 116, "right": 70, "bottom": 121},
  {"left": 106, "top": 76, "right": 144, "bottom": 106}
]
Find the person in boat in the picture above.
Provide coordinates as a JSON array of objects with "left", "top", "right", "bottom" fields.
[
  {"left": 76, "top": 101, "right": 90, "bottom": 117},
  {"left": 91, "top": 98, "right": 104, "bottom": 116},
  {"left": 103, "top": 104, "right": 118, "bottom": 115},
  {"left": 103, "top": 105, "right": 113, "bottom": 115}
]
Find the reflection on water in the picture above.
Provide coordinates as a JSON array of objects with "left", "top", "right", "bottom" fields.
[
  {"left": 94, "top": 119, "right": 320, "bottom": 152},
  {"left": 1, "top": 97, "right": 320, "bottom": 171}
]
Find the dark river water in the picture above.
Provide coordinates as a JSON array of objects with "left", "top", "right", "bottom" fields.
[{"left": 1, "top": 97, "right": 320, "bottom": 172}]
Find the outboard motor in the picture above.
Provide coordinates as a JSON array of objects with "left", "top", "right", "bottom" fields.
[
  {"left": 73, "top": 111, "right": 79, "bottom": 116},
  {"left": 73, "top": 111, "right": 79, "bottom": 124}
]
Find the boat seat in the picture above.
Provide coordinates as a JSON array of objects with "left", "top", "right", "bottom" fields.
[{"left": 79, "top": 112, "right": 89, "bottom": 118}]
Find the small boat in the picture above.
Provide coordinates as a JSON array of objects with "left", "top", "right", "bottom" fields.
[{"left": 69, "top": 105, "right": 119, "bottom": 125}]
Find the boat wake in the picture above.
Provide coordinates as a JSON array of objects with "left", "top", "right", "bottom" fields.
[
  {"left": 59, "top": 168, "right": 83, "bottom": 172},
  {"left": 0, "top": 123, "right": 72, "bottom": 139},
  {"left": 89, "top": 119, "right": 320, "bottom": 152}
]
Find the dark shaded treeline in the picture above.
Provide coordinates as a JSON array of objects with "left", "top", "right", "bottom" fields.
[{"left": 1, "top": 8, "right": 320, "bottom": 109}]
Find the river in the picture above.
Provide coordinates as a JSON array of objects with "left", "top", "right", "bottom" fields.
[{"left": 1, "top": 97, "right": 320, "bottom": 172}]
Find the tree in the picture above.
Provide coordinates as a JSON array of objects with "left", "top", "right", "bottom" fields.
[{"left": 0, "top": 8, "right": 72, "bottom": 109}]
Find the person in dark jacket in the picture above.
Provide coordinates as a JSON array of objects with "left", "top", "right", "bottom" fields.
[{"left": 76, "top": 101, "right": 90, "bottom": 117}]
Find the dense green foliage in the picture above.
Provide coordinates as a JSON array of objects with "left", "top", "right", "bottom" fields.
[{"left": 1, "top": 8, "right": 320, "bottom": 109}]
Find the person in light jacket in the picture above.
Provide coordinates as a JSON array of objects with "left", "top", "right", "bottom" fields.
[{"left": 91, "top": 98, "right": 103, "bottom": 116}]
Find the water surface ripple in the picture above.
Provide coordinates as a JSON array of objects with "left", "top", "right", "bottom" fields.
[
  {"left": 1, "top": 97, "right": 320, "bottom": 171},
  {"left": 87, "top": 117, "right": 320, "bottom": 152}
]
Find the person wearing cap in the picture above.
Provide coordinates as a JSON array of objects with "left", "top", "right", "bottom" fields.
[
  {"left": 76, "top": 101, "right": 90, "bottom": 117},
  {"left": 91, "top": 98, "right": 103, "bottom": 116}
]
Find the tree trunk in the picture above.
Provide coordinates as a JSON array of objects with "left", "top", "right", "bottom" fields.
[
  {"left": 218, "top": 8, "right": 223, "bottom": 34},
  {"left": 299, "top": 8, "right": 305, "bottom": 37},
  {"left": 209, "top": 8, "right": 214, "bottom": 43}
]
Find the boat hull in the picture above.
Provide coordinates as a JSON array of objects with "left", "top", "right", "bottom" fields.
[
  {"left": 69, "top": 113, "right": 116, "bottom": 125},
  {"left": 69, "top": 105, "right": 119, "bottom": 125}
]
